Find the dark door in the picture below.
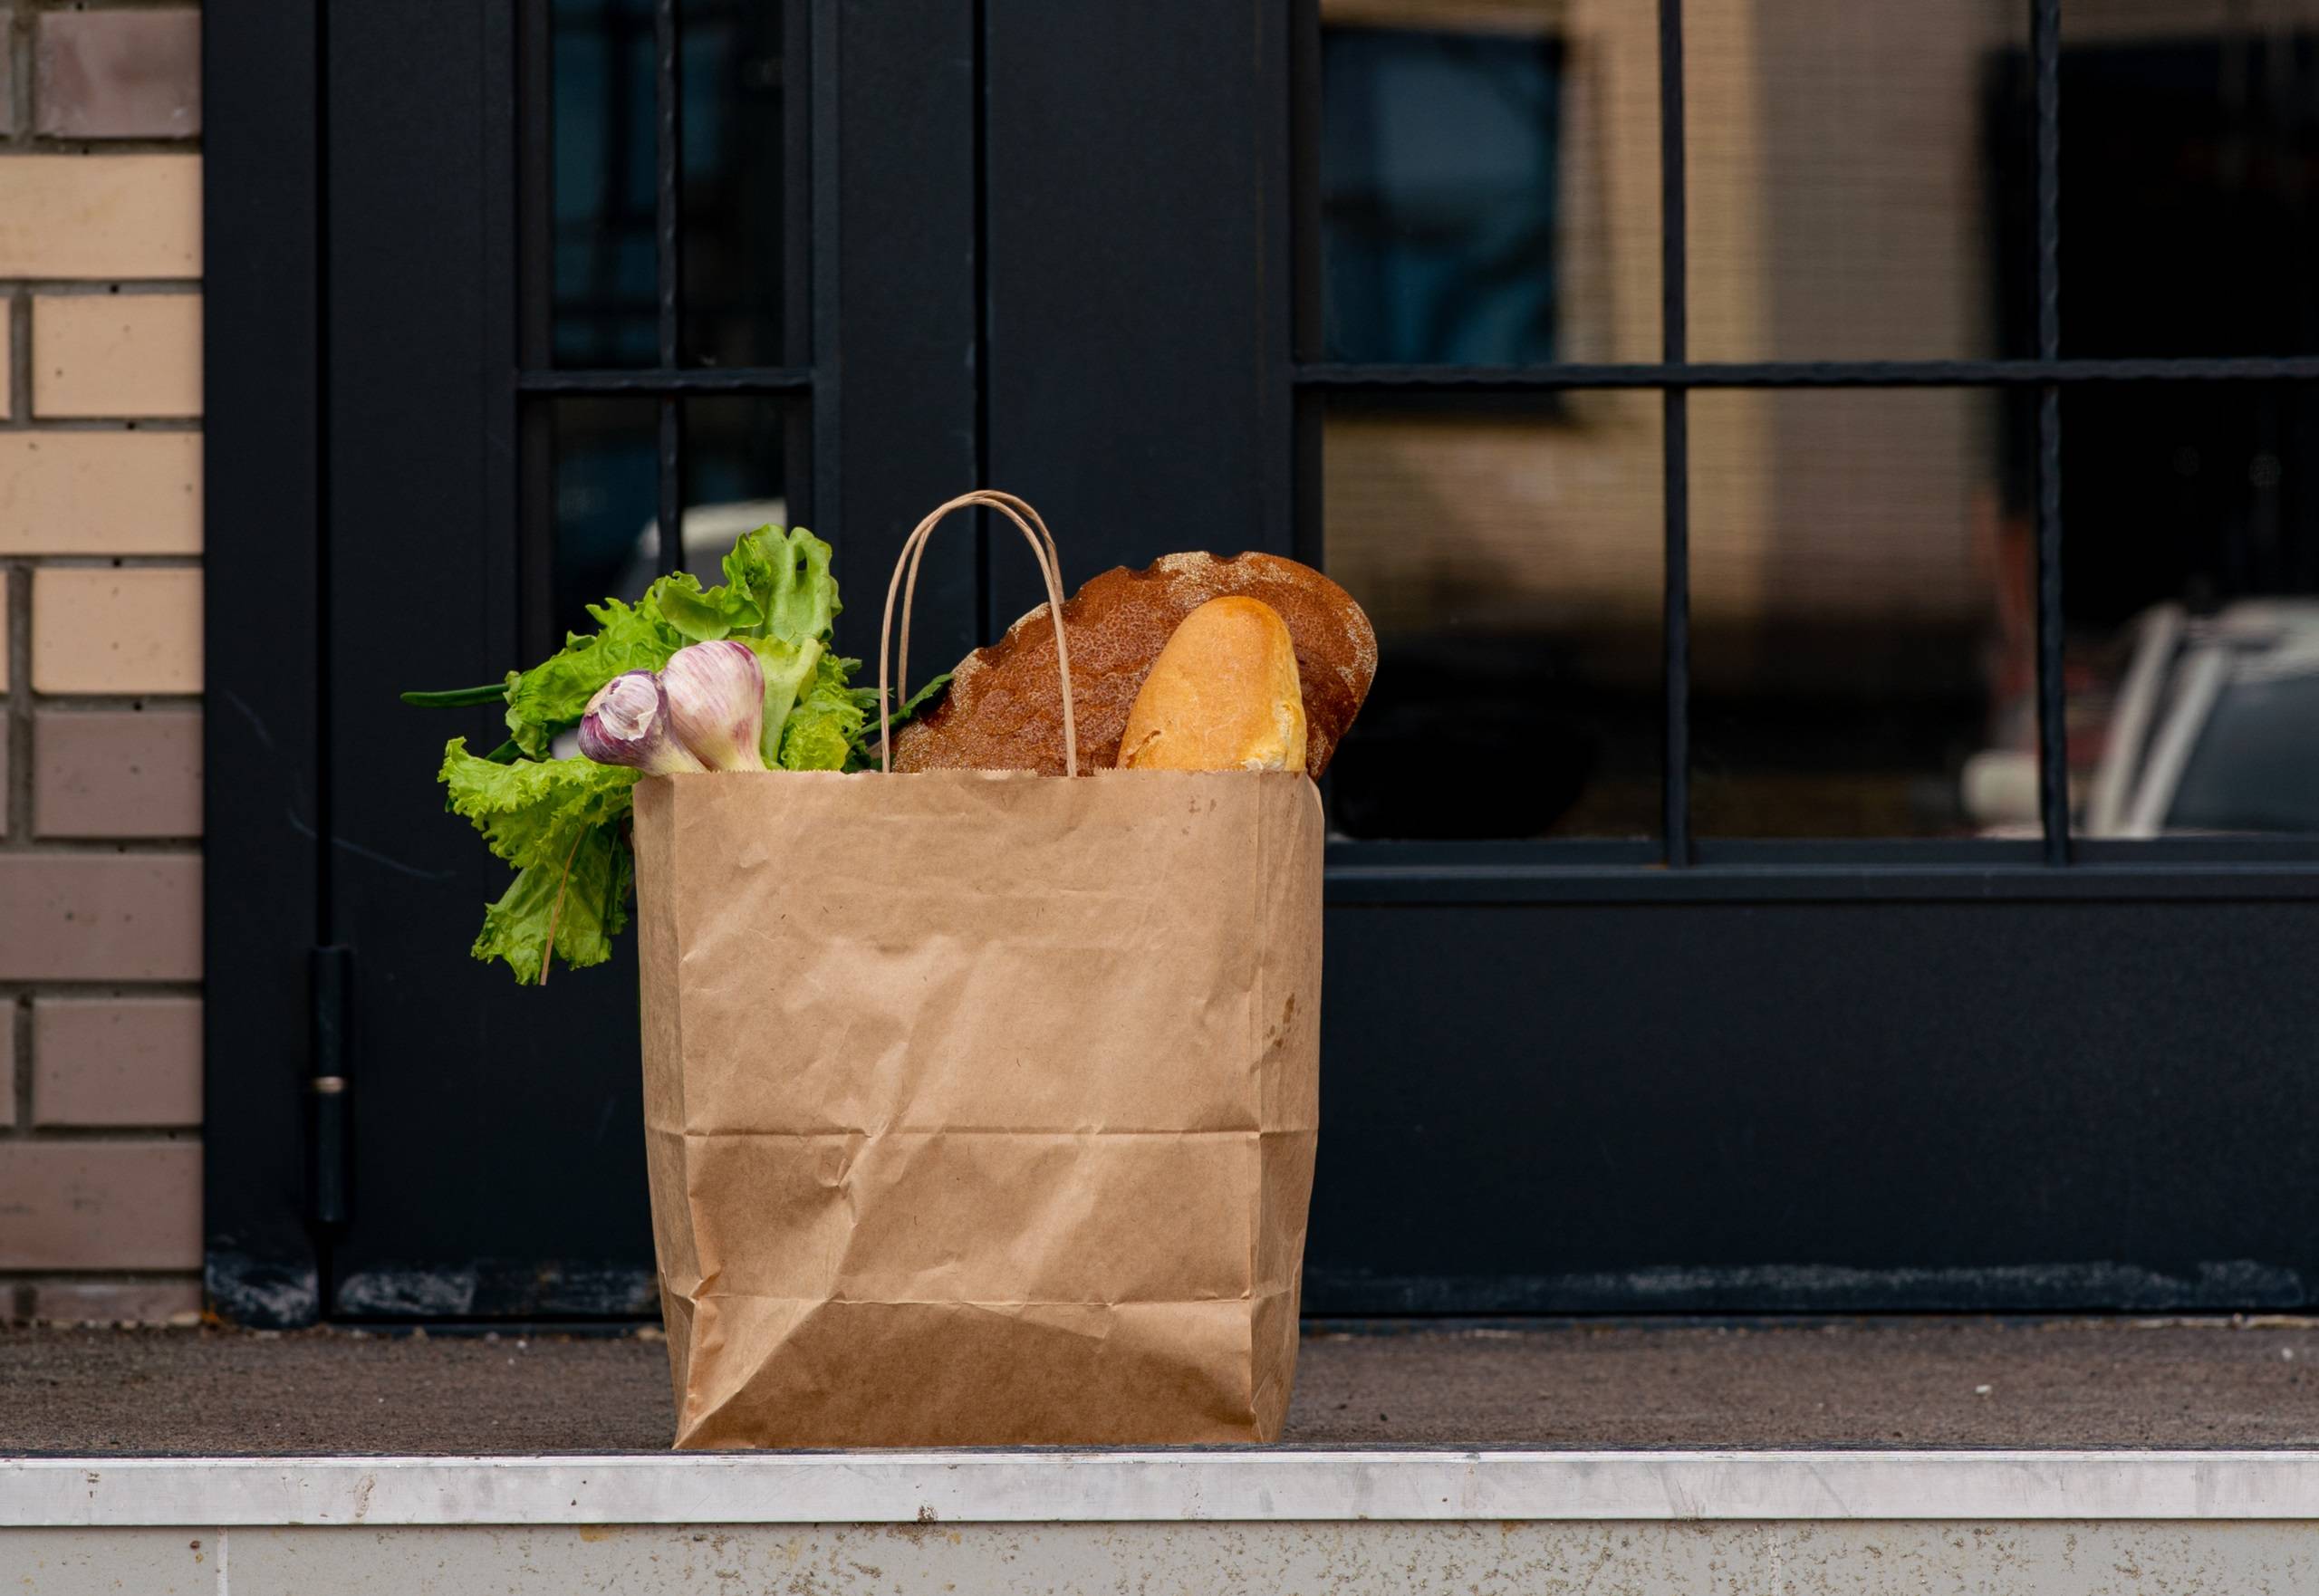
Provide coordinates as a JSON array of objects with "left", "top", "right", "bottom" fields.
[{"left": 209, "top": 0, "right": 2319, "bottom": 1326}]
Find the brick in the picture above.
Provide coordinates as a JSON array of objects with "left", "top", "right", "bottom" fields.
[
  {"left": 32, "top": 293, "right": 202, "bottom": 418},
  {"left": 33, "top": 997, "right": 202, "bottom": 1128},
  {"left": 0, "top": 432, "right": 202, "bottom": 555},
  {"left": 32, "top": 568, "right": 202, "bottom": 693},
  {"left": 35, "top": 708, "right": 202, "bottom": 838},
  {"left": 0, "top": 854, "right": 201, "bottom": 981},
  {"left": 1, "top": 1010, "right": 14, "bottom": 1130},
  {"left": 0, "top": 1142, "right": 201, "bottom": 1269},
  {"left": 0, "top": 725, "right": 8, "bottom": 832},
  {"left": 0, "top": 156, "right": 201, "bottom": 279},
  {"left": 25, "top": 1277, "right": 203, "bottom": 1326},
  {"left": 35, "top": 10, "right": 202, "bottom": 140},
  {"left": 0, "top": 303, "right": 10, "bottom": 421},
  {"left": 0, "top": 19, "right": 14, "bottom": 137}
]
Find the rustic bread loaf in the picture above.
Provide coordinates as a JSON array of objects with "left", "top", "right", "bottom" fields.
[{"left": 890, "top": 552, "right": 1376, "bottom": 777}]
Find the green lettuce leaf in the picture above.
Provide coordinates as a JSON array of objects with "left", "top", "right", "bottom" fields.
[
  {"left": 725, "top": 524, "right": 840, "bottom": 646},
  {"left": 439, "top": 737, "right": 639, "bottom": 870},
  {"left": 650, "top": 570, "right": 762, "bottom": 642},
  {"left": 440, "top": 738, "right": 639, "bottom": 984},
  {"left": 777, "top": 651, "right": 868, "bottom": 772},
  {"left": 739, "top": 634, "right": 824, "bottom": 765},
  {"left": 471, "top": 823, "right": 634, "bottom": 985}
]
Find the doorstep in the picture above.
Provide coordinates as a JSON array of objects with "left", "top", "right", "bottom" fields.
[
  {"left": 9, "top": 1315, "right": 2319, "bottom": 1453},
  {"left": 9, "top": 1322, "right": 2319, "bottom": 1592},
  {"left": 6, "top": 1452, "right": 2319, "bottom": 1593}
]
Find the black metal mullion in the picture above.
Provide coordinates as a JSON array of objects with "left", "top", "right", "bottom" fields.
[
  {"left": 1659, "top": 0, "right": 1690, "bottom": 867},
  {"left": 517, "top": 366, "right": 813, "bottom": 394},
  {"left": 2032, "top": 0, "right": 2068, "bottom": 864},
  {"left": 654, "top": 0, "right": 685, "bottom": 578}
]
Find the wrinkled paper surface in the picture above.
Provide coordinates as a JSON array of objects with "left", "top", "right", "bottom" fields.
[{"left": 632, "top": 767, "right": 1323, "bottom": 1447}]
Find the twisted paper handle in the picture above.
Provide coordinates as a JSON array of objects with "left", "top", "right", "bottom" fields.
[{"left": 879, "top": 490, "right": 1078, "bottom": 776}]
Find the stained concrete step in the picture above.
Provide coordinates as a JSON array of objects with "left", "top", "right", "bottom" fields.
[{"left": 5, "top": 1451, "right": 2319, "bottom": 1593}]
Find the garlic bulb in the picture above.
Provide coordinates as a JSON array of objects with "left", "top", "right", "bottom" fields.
[
  {"left": 659, "top": 639, "right": 767, "bottom": 772},
  {"left": 577, "top": 671, "right": 707, "bottom": 775}
]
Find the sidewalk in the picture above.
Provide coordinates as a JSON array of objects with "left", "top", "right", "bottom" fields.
[{"left": 8, "top": 1315, "right": 2319, "bottom": 1453}]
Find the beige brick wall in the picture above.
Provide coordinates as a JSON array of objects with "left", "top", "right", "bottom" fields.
[{"left": 0, "top": 2, "right": 204, "bottom": 1328}]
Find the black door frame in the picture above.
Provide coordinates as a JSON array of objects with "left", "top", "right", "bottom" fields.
[{"left": 208, "top": 0, "right": 2319, "bottom": 1328}]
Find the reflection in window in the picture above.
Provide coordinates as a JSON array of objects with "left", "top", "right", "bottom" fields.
[
  {"left": 1323, "top": 399, "right": 1663, "bottom": 841},
  {"left": 1318, "top": 4, "right": 1662, "bottom": 840},
  {"left": 1990, "top": 6, "right": 2319, "bottom": 835},
  {"left": 1321, "top": 24, "right": 1563, "bottom": 365}
]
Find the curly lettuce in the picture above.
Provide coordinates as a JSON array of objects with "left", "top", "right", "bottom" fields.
[{"left": 408, "top": 523, "right": 884, "bottom": 984}]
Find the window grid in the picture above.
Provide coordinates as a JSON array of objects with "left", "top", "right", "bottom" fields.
[
  {"left": 512, "top": 0, "right": 815, "bottom": 617},
  {"left": 1294, "top": 0, "right": 2296, "bottom": 870}
]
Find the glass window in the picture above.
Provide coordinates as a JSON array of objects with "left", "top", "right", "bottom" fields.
[
  {"left": 2054, "top": 1, "right": 2319, "bottom": 359},
  {"left": 1683, "top": 0, "right": 2030, "bottom": 363},
  {"left": 1690, "top": 389, "right": 2030, "bottom": 838},
  {"left": 1323, "top": 397, "right": 1663, "bottom": 840},
  {"left": 1317, "top": 1, "right": 1662, "bottom": 841},
  {"left": 550, "top": 0, "right": 790, "bottom": 367},
  {"left": 552, "top": 0, "right": 658, "bottom": 366},
  {"left": 1321, "top": 24, "right": 1564, "bottom": 364},
  {"left": 549, "top": 399, "right": 796, "bottom": 642},
  {"left": 2064, "top": 386, "right": 2319, "bottom": 837}
]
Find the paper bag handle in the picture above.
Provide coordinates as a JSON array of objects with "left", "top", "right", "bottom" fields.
[{"left": 880, "top": 489, "right": 1079, "bottom": 776}]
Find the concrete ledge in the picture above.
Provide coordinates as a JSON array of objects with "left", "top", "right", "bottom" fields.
[{"left": 8, "top": 1449, "right": 2319, "bottom": 1528}]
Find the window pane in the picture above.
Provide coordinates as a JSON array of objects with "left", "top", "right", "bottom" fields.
[
  {"left": 551, "top": 0, "right": 792, "bottom": 368},
  {"left": 1318, "top": 0, "right": 1660, "bottom": 367},
  {"left": 1323, "top": 396, "right": 1662, "bottom": 840},
  {"left": 2065, "top": 385, "right": 2319, "bottom": 837},
  {"left": 551, "top": 399, "right": 658, "bottom": 635},
  {"left": 681, "top": 0, "right": 793, "bottom": 368},
  {"left": 682, "top": 399, "right": 793, "bottom": 553},
  {"left": 552, "top": 0, "right": 658, "bottom": 366},
  {"left": 549, "top": 399, "right": 799, "bottom": 645},
  {"left": 1684, "top": 0, "right": 2030, "bottom": 363},
  {"left": 1690, "top": 389, "right": 2030, "bottom": 838},
  {"left": 2054, "top": 2, "right": 2319, "bottom": 358}
]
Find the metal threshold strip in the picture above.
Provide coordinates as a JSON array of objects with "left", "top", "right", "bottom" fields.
[{"left": 7, "top": 1450, "right": 2319, "bottom": 1527}]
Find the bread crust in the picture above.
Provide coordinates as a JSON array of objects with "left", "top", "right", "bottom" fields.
[{"left": 891, "top": 552, "right": 1377, "bottom": 777}]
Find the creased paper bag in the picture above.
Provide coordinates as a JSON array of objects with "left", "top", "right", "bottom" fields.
[{"left": 630, "top": 491, "right": 1324, "bottom": 1447}]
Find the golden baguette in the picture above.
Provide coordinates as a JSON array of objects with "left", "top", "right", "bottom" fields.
[{"left": 1117, "top": 597, "right": 1308, "bottom": 773}]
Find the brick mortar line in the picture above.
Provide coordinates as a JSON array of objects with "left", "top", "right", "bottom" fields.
[
  {"left": 0, "top": 980, "right": 202, "bottom": 999},
  {"left": 12, "top": 280, "right": 204, "bottom": 295},
  {"left": 0, "top": 418, "right": 203, "bottom": 432},
  {"left": 5, "top": 288, "right": 26, "bottom": 425},
  {"left": 6, "top": 567, "right": 30, "bottom": 849},
  {"left": 9, "top": 995, "right": 27, "bottom": 1136},
  {"left": 3, "top": 1124, "right": 199, "bottom": 1141},
  {"left": 1, "top": 837, "right": 201, "bottom": 851},
  {"left": 7, "top": 139, "right": 205, "bottom": 156},
  {"left": 5, "top": 7, "right": 26, "bottom": 157},
  {"left": 12, "top": 554, "right": 204, "bottom": 568},
  {"left": 17, "top": 693, "right": 200, "bottom": 709}
]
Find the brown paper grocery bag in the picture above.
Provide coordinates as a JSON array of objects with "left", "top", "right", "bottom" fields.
[{"left": 631, "top": 491, "right": 1323, "bottom": 1447}]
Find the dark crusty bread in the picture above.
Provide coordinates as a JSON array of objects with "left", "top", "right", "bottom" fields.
[{"left": 891, "top": 552, "right": 1377, "bottom": 777}]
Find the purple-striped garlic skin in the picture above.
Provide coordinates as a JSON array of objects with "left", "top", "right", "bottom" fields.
[
  {"left": 577, "top": 670, "right": 708, "bottom": 775},
  {"left": 659, "top": 639, "right": 767, "bottom": 773}
]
